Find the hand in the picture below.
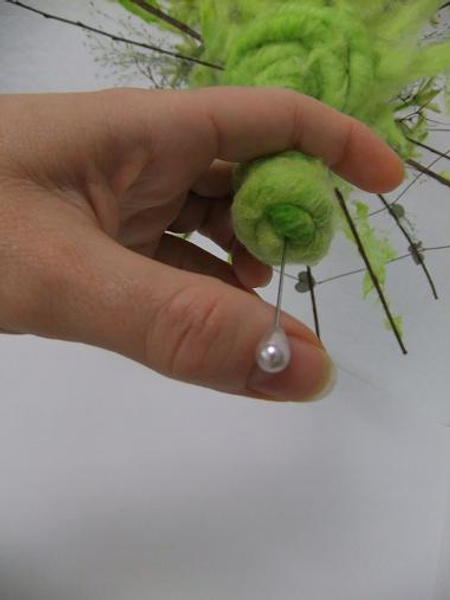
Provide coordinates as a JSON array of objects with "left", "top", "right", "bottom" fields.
[{"left": 0, "top": 87, "right": 403, "bottom": 401}]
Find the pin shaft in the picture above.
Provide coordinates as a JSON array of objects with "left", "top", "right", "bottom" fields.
[
  {"left": 255, "top": 238, "right": 291, "bottom": 374},
  {"left": 274, "top": 239, "right": 288, "bottom": 329}
]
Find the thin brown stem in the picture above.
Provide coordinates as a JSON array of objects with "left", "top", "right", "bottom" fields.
[
  {"left": 307, "top": 268, "right": 321, "bottom": 340},
  {"left": 4, "top": 0, "right": 223, "bottom": 71},
  {"left": 378, "top": 195, "right": 438, "bottom": 300},
  {"left": 407, "top": 159, "right": 450, "bottom": 188},
  {"left": 335, "top": 189, "right": 407, "bottom": 355},
  {"left": 130, "top": 0, "right": 202, "bottom": 42}
]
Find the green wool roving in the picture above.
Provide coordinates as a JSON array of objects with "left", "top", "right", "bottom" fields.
[
  {"left": 233, "top": 152, "right": 336, "bottom": 265},
  {"left": 119, "top": 0, "right": 450, "bottom": 269}
]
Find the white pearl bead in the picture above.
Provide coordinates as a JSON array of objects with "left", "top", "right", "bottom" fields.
[{"left": 256, "top": 327, "right": 292, "bottom": 374}]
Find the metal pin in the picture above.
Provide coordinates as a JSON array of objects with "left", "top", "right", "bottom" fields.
[{"left": 256, "top": 239, "right": 292, "bottom": 374}]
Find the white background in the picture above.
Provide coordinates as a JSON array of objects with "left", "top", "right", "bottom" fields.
[{"left": 0, "top": 2, "right": 449, "bottom": 599}]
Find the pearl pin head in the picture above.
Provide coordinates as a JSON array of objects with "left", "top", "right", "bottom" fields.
[{"left": 256, "top": 326, "right": 292, "bottom": 374}]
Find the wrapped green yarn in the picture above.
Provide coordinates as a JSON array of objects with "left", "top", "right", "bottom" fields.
[
  {"left": 191, "top": 0, "right": 449, "bottom": 265},
  {"left": 233, "top": 152, "right": 337, "bottom": 264},
  {"left": 222, "top": 3, "right": 372, "bottom": 264},
  {"left": 118, "top": 0, "right": 450, "bottom": 267},
  {"left": 223, "top": 4, "right": 376, "bottom": 116}
]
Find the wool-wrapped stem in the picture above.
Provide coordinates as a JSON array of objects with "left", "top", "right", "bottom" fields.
[{"left": 232, "top": 152, "right": 337, "bottom": 266}]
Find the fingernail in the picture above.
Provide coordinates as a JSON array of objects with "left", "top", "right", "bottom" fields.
[
  {"left": 247, "top": 337, "right": 336, "bottom": 402},
  {"left": 306, "top": 360, "right": 337, "bottom": 401},
  {"left": 259, "top": 269, "right": 273, "bottom": 288}
]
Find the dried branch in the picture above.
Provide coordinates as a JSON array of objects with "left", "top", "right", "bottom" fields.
[
  {"left": 407, "top": 158, "right": 450, "bottom": 188},
  {"left": 4, "top": 0, "right": 223, "bottom": 71},
  {"left": 307, "top": 267, "right": 321, "bottom": 340},
  {"left": 335, "top": 189, "right": 408, "bottom": 355},
  {"left": 130, "top": 0, "right": 202, "bottom": 42}
]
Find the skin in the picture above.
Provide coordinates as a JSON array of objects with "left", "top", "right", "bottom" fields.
[{"left": 0, "top": 87, "right": 404, "bottom": 402}]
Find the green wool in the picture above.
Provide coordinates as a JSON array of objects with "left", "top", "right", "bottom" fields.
[
  {"left": 266, "top": 205, "right": 315, "bottom": 246},
  {"left": 189, "top": 0, "right": 450, "bottom": 150},
  {"left": 119, "top": 0, "right": 450, "bottom": 266},
  {"left": 232, "top": 152, "right": 337, "bottom": 265}
]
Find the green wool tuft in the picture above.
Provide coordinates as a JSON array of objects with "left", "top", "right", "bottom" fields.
[
  {"left": 119, "top": 0, "right": 450, "bottom": 268},
  {"left": 266, "top": 204, "right": 316, "bottom": 246},
  {"left": 232, "top": 152, "right": 337, "bottom": 265}
]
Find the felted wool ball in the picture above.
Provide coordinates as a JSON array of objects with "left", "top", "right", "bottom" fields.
[{"left": 232, "top": 152, "right": 337, "bottom": 265}]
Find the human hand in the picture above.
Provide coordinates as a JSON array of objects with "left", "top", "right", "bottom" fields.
[{"left": 0, "top": 87, "right": 403, "bottom": 401}]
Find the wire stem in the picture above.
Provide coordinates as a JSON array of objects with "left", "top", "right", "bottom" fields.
[
  {"left": 274, "top": 240, "right": 288, "bottom": 329},
  {"left": 407, "top": 138, "right": 450, "bottom": 162},
  {"left": 378, "top": 194, "right": 438, "bottom": 299}
]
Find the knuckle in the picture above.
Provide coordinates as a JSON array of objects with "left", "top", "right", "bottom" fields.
[
  {"left": 289, "top": 92, "right": 306, "bottom": 147},
  {"left": 149, "top": 282, "right": 226, "bottom": 381},
  {"left": 335, "top": 117, "right": 358, "bottom": 168}
]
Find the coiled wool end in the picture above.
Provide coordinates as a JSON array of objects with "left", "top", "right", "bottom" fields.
[
  {"left": 224, "top": 5, "right": 376, "bottom": 115},
  {"left": 232, "top": 152, "right": 337, "bottom": 266}
]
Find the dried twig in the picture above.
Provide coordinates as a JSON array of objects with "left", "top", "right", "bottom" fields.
[
  {"left": 307, "top": 267, "right": 321, "bottom": 340},
  {"left": 4, "top": 0, "right": 223, "bottom": 71},
  {"left": 407, "top": 158, "right": 450, "bottom": 188},
  {"left": 130, "top": 0, "right": 202, "bottom": 42},
  {"left": 335, "top": 189, "right": 408, "bottom": 355}
]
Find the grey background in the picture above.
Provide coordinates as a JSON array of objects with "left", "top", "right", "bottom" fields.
[{"left": 0, "top": 2, "right": 449, "bottom": 599}]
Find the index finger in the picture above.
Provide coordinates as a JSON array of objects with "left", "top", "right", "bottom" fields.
[{"left": 148, "top": 86, "right": 404, "bottom": 193}]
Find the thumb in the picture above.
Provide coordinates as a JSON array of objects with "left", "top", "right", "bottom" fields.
[{"left": 7, "top": 229, "right": 335, "bottom": 402}]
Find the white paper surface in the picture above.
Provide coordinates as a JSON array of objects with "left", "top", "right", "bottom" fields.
[
  {"left": 0, "top": 2, "right": 449, "bottom": 599},
  {"left": 433, "top": 464, "right": 450, "bottom": 600}
]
